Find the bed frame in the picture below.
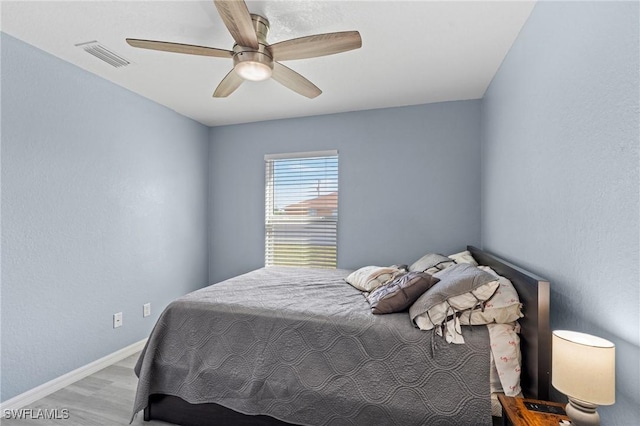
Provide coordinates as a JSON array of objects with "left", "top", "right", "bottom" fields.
[{"left": 143, "top": 246, "right": 550, "bottom": 425}]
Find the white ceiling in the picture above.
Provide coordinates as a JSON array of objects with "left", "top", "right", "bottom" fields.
[{"left": 1, "top": 1, "right": 536, "bottom": 126}]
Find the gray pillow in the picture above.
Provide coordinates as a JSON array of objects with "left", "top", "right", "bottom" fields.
[
  {"left": 366, "top": 272, "right": 440, "bottom": 315},
  {"left": 409, "top": 263, "right": 499, "bottom": 328}
]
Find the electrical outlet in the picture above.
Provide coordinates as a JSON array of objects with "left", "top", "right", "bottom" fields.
[
  {"left": 143, "top": 303, "right": 151, "bottom": 318},
  {"left": 113, "top": 312, "right": 123, "bottom": 328}
]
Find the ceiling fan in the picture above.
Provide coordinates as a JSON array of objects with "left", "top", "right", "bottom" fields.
[{"left": 126, "top": 0, "right": 362, "bottom": 99}]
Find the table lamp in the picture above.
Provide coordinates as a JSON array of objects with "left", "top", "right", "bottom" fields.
[{"left": 552, "top": 330, "right": 615, "bottom": 426}]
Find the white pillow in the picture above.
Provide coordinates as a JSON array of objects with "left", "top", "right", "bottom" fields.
[
  {"left": 459, "top": 266, "right": 523, "bottom": 325},
  {"left": 487, "top": 322, "right": 522, "bottom": 396},
  {"left": 448, "top": 250, "right": 479, "bottom": 266},
  {"left": 408, "top": 253, "right": 455, "bottom": 274},
  {"left": 345, "top": 266, "right": 403, "bottom": 292}
]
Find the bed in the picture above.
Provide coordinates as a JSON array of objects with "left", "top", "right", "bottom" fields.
[{"left": 132, "top": 246, "right": 550, "bottom": 425}]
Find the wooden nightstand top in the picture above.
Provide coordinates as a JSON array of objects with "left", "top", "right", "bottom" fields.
[{"left": 498, "top": 394, "right": 571, "bottom": 426}]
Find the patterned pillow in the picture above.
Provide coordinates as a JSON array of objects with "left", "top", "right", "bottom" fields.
[
  {"left": 488, "top": 322, "right": 522, "bottom": 396},
  {"left": 366, "top": 272, "right": 440, "bottom": 314},
  {"left": 459, "top": 266, "right": 523, "bottom": 325},
  {"left": 345, "top": 266, "right": 404, "bottom": 292}
]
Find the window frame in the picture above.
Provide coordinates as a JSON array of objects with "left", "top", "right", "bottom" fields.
[{"left": 264, "top": 150, "right": 339, "bottom": 268}]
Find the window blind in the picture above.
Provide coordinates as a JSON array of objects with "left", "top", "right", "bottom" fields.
[{"left": 265, "top": 150, "right": 338, "bottom": 268}]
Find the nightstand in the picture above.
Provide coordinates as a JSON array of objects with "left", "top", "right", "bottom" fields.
[{"left": 498, "top": 394, "right": 571, "bottom": 426}]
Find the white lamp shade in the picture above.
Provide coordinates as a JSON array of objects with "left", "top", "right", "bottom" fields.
[{"left": 552, "top": 330, "right": 615, "bottom": 405}]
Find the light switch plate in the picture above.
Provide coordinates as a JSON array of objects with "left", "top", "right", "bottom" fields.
[{"left": 113, "top": 312, "right": 123, "bottom": 328}]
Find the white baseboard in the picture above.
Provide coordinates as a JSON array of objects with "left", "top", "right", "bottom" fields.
[{"left": 0, "top": 338, "right": 147, "bottom": 415}]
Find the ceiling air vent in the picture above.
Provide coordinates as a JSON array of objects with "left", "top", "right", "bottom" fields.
[{"left": 76, "top": 41, "right": 130, "bottom": 68}]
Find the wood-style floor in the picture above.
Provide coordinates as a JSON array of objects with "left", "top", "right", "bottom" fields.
[
  {"left": 4, "top": 353, "right": 503, "bottom": 426},
  {"left": 2, "top": 352, "right": 169, "bottom": 425}
]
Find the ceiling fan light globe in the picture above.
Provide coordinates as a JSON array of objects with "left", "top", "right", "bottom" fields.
[{"left": 235, "top": 61, "right": 272, "bottom": 81}]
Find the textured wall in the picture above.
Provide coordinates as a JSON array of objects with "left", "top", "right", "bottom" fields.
[
  {"left": 208, "top": 101, "right": 482, "bottom": 283},
  {"left": 481, "top": 2, "right": 639, "bottom": 423},
  {"left": 1, "top": 33, "right": 210, "bottom": 401}
]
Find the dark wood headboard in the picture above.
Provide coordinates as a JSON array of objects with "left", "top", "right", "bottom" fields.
[{"left": 467, "top": 246, "right": 551, "bottom": 400}]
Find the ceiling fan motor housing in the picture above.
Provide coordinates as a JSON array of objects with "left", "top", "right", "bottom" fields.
[{"left": 232, "top": 14, "right": 273, "bottom": 80}]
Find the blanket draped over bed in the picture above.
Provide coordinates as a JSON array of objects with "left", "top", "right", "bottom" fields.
[{"left": 132, "top": 267, "right": 491, "bottom": 425}]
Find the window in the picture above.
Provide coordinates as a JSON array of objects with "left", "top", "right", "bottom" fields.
[{"left": 265, "top": 150, "right": 338, "bottom": 268}]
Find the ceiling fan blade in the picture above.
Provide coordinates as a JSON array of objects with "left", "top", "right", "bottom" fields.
[
  {"left": 269, "top": 31, "right": 362, "bottom": 61},
  {"left": 271, "top": 62, "right": 321, "bottom": 99},
  {"left": 126, "top": 39, "right": 233, "bottom": 58},
  {"left": 213, "top": 0, "right": 259, "bottom": 49},
  {"left": 213, "top": 69, "right": 244, "bottom": 97}
]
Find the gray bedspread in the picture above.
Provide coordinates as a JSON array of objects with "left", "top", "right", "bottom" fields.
[{"left": 132, "top": 267, "right": 491, "bottom": 425}]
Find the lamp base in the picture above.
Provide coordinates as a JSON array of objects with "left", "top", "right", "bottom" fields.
[{"left": 565, "top": 398, "right": 600, "bottom": 426}]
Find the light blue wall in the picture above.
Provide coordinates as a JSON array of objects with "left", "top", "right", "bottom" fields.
[
  {"left": 209, "top": 101, "right": 482, "bottom": 283},
  {"left": 4, "top": 2, "right": 638, "bottom": 420},
  {"left": 0, "top": 33, "right": 210, "bottom": 401},
  {"left": 481, "top": 2, "right": 639, "bottom": 424}
]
